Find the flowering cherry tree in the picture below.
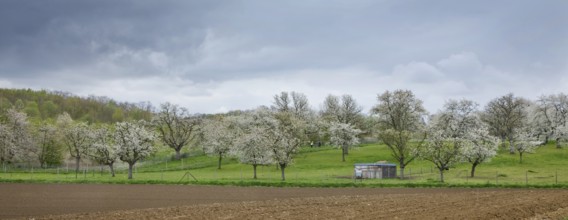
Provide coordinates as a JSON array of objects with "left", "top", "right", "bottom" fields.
[
  {"left": 233, "top": 110, "right": 274, "bottom": 179},
  {"left": 89, "top": 125, "right": 118, "bottom": 177},
  {"left": 329, "top": 122, "right": 361, "bottom": 162},
  {"left": 419, "top": 129, "right": 468, "bottom": 182},
  {"left": 57, "top": 112, "right": 93, "bottom": 176},
  {"left": 201, "top": 116, "right": 238, "bottom": 169},
  {"left": 431, "top": 99, "right": 498, "bottom": 178},
  {"left": 462, "top": 126, "right": 498, "bottom": 177},
  {"left": 513, "top": 131, "right": 541, "bottom": 163},
  {"left": 0, "top": 123, "right": 15, "bottom": 164},
  {"left": 115, "top": 121, "right": 156, "bottom": 179},
  {"left": 271, "top": 111, "right": 307, "bottom": 181},
  {"left": 1, "top": 108, "right": 34, "bottom": 164}
]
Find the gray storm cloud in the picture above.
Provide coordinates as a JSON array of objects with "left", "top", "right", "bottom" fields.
[{"left": 0, "top": 0, "right": 567, "bottom": 113}]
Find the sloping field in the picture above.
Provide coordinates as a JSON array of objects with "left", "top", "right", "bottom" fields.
[{"left": 2, "top": 183, "right": 568, "bottom": 220}]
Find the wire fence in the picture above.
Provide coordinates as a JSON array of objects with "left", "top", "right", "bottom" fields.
[{"left": 1, "top": 160, "right": 567, "bottom": 186}]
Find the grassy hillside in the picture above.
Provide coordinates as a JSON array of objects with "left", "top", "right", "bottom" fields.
[{"left": 1, "top": 141, "right": 567, "bottom": 188}]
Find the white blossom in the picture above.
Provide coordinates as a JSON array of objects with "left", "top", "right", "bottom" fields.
[
  {"left": 270, "top": 111, "right": 307, "bottom": 181},
  {"left": 115, "top": 121, "right": 156, "bottom": 179},
  {"left": 419, "top": 128, "right": 468, "bottom": 182},
  {"left": 233, "top": 109, "right": 274, "bottom": 179},
  {"left": 0, "top": 108, "right": 34, "bottom": 163},
  {"left": 58, "top": 113, "right": 94, "bottom": 175},
  {"left": 513, "top": 131, "right": 541, "bottom": 163},
  {"left": 462, "top": 126, "right": 498, "bottom": 177},
  {"left": 201, "top": 116, "right": 238, "bottom": 169},
  {"left": 532, "top": 93, "right": 568, "bottom": 148},
  {"left": 90, "top": 125, "right": 119, "bottom": 177},
  {"left": 329, "top": 122, "right": 361, "bottom": 162}
]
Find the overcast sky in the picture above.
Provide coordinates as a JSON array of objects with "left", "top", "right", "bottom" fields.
[{"left": 1, "top": 1, "right": 567, "bottom": 114}]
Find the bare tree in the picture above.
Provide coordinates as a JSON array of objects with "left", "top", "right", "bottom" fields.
[
  {"left": 321, "top": 94, "right": 363, "bottom": 126},
  {"left": 154, "top": 102, "right": 199, "bottom": 160},
  {"left": 481, "top": 93, "right": 529, "bottom": 154},
  {"left": 273, "top": 91, "right": 311, "bottom": 119},
  {"left": 329, "top": 122, "right": 361, "bottom": 162},
  {"left": 321, "top": 95, "right": 341, "bottom": 122},
  {"left": 115, "top": 121, "right": 156, "bottom": 179},
  {"left": 273, "top": 92, "right": 291, "bottom": 113},
  {"left": 372, "top": 90, "right": 427, "bottom": 179}
]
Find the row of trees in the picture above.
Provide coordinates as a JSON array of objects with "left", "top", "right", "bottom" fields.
[
  {"left": 372, "top": 91, "right": 568, "bottom": 182},
  {"left": 165, "top": 92, "right": 364, "bottom": 180},
  {"left": 1, "top": 88, "right": 567, "bottom": 182},
  {"left": 0, "top": 108, "right": 156, "bottom": 179}
]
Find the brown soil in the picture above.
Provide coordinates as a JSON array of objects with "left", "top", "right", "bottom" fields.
[{"left": 1, "top": 183, "right": 568, "bottom": 220}]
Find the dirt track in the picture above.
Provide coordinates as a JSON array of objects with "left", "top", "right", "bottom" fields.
[{"left": 1, "top": 183, "right": 568, "bottom": 219}]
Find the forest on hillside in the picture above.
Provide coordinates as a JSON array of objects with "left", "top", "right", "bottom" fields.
[{"left": 0, "top": 88, "right": 153, "bottom": 123}]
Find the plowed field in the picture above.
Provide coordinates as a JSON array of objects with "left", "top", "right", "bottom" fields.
[{"left": 1, "top": 183, "right": 568, "bottom": 219}]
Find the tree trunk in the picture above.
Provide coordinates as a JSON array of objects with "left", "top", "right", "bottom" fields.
[
  {"left": 218, "top": 153, "right": 222, "bottom": 169},
  {"left": 75, "top": 156, "right": 80, "bottom": 179},
  {"left": 253, "top": 164, "right": 257, "bottom": 179},
  {"left": 175, "top": 149, "right": 181, "bottom": 160},
  {"left": 280, "top": 164, "right": 286, "bottom": 181},
  {"left": 108, "top": 164, "right": 115, "bottom": 177},
  {"left": 556, "top": 137, "right": 562, "bottom": 149},
  {"left": 544, "top": 135, "right": 550, "bottom": 145},
  {"left": 439, "top": 169, "right": 445, "bottom": 183},
  {"left": 399, "top": 165, "right": 405, "bottom": 179},
  {"left": 344, "top": 145, "right": 349, "bottom": 155},
  {"left": 128, "top": 163, "right": 134, "bottom": 179},
  {"left": 519, "top": 152, "right": 523, "bottom": 164},
  {"left": 509, "top": 139, "right": 515, "bottom": 154},
  {"left": 500, "top": 137, "right": 507, "bottom": 149},
  {"left": 341, "top": 147, "right": 346, "bottom": 162},
  {"left": 470, "top": 162, "right": 478, "bottom": 178}
]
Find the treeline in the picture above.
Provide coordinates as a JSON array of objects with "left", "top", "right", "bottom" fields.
[
  {"left": 1, "top": 88, "right": 567, "bottom": 182},
  {"left": 0, "top": 88, "right": 153, "bottom": 123}
]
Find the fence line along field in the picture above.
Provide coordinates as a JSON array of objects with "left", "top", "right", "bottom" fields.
[
  {"left": 2, "top": 183, "right": 568, "bottom": 220},
  {"left": 1, "top": 142, "right": 568, "bottom": 187}
]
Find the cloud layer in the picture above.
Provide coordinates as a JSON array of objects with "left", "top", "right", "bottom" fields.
[{"left": 1, "top": 1, "right": 567, "bottom": 113}]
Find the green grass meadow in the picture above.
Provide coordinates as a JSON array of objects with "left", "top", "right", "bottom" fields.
[{"left": 1, "top": 142, "right": 568, "bottom": 188}]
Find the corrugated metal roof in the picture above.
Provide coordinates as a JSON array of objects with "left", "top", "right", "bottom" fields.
[{"left": 354, "top": 163, "right": 397, "bottom": 166}]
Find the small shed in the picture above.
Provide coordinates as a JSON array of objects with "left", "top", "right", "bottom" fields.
[{"left": 354, "top": 163, "right": 397, "bottom": 179}]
